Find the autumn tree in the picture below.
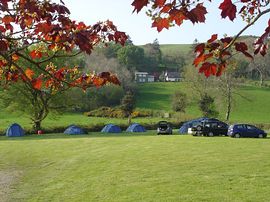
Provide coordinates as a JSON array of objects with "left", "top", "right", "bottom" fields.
[
  {"left": 131, "top": 0, "right": 270, "bottom": 77},
  {"left": 0, "top": 0, "right": 127, "bottom": 104}
]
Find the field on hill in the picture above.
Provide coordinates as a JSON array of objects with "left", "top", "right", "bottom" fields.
[
  {"left": 1, "top": 133, "right": 270, "bottom": 201},
  {"left": 136, "top": 82, "right": 270, "bottom": 124},
  {"left": 160, "top": 44, "right": 192, "bottom": 56}
]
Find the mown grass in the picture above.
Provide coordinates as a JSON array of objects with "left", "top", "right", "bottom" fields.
[
  {"left": 136, "top": 82, "right": 270, "bottom": 123},
  {"left": 1, "top": 133, "right": 270, "bottom": 201}
]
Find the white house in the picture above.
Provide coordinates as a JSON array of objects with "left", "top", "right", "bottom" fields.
[
  {"left": 135, "top": 72, "right": 155, "bottom": 83},
  {"left": 165, "top": 71, "right": 181, "bottom": 82}
]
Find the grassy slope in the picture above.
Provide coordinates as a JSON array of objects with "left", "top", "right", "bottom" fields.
[
  {"left": 1, "top": 134, "right": 270, "bottom": 201},
  {"left": 136, "top": 82, "right": 270, "bottom": 123},
  {"left": 160, "top": 44, "right": 192, "bottom": 55}
]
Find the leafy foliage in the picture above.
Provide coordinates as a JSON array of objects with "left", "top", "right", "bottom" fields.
[
  {"left": 131, "top": 0, "right": 270, "bottom": 77},
  {"left": 199, "top": 94, "right": 219, "bottom": 118},
  {"left": 0, "top": 0, "right": 127, "bottom": 91},
  {"left": 171, "top": 91, "right": 187, "bottom": 112}
]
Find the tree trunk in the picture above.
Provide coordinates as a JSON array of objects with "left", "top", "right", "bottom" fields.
[
  {"left": 128, "top": 114, "right": 132, "bottom": 125},
  {"left": 225, "top": 76, "right": 232, "bottom": 121},
  {"left": 33, "top": 120, "right": 41, "bottom": 131}
]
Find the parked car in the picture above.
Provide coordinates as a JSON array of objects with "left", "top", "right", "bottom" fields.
[
  {"left": 191, "top": 120, "right": 228, "bottom": 136},
  {"left": 157, "top": 121, "right": 172, "bottom": 135},
  {"left": 228, "top": 124, "right": 267, "bottom": 138}
]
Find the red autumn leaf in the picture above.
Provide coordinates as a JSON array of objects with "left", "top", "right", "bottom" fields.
[
  {"left": 109, "top": 75, "right": 121, "bottom": 85},
  {"left": 187, "top": 4, "right": 207, "bottom": 24},
  {"left": 152, "top": 18, "right": 170, "bottom": 32},
  {"left": 219, "top": 0, "right": 237, "bottom": 21},
  {"left": 194, "top": 43, "right": 205, "bottom": 56},
  {"left": 169, "top": 10, "right": 186, "bottom": 26},
  {"left": 2, "top": 15, "right": 14, "bottom": 24},
  {"left": 25, "top": 68, "right": 34, "bottom": 80},
  {"left": 234, "top": 42, "right": 253, "bottom": 59},
  {"left": 0, "top": 40, "right": 8, "bottom": 52},
  {"left": 0, "top": 25, "right": 6, "bottom": 32},
  {"left": 216, "top": 63, "right": 226, "bottom": 77},
  {"left": 161, "top": 4, "right": 172, "bottom": 13},
  {"left": 199, "top": 62, "right": 217, "bottom": 77},
  {"left": 155, "top": 0, "right": 166, "bottom": 7},
  {"left": 207, "top": 34, "right": 218, "bottom": 43},
  {"left": 30, "top": 50, "right": 43, "bottom": 59},
  {"left": 31, "top": 78, "right": 42, "bottom": 90},
  {"left": 131, "top": 0, "right": 149, "bottom": 13},
  {"left": 93, "top": 77, "right": 105, "bottom": 87},
  {"left": 193, "top": 53, "right": 213, "bottom": 67}
]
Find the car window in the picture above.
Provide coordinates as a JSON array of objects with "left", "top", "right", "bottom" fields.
[
  {"left": 218, "top": 123, "right": 226, "bottom": 128},
  {"left": 236, "top": 125, "right": 245, "bottom": 129},
  {"left": 246, "top": 125, "right": 256, "bottom": 130},
  {"left": 211, "top": 123, "right": 218, "bottom": 128}
]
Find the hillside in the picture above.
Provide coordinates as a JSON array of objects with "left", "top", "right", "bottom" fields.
[
  {"left": 159, "top": 44, "right": 192, "bottom": 56},
  {"left": 136, "top": 82, "right": 270, "bottom": 123}
]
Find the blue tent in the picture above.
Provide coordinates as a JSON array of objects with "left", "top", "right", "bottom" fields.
[
  {"left": 64, "top": 125, "right": 86, "bottom": 135},
  {"left": 101, "top": 124, "right": 122, "bottom": 133},
  {"left": 126, "top": 123, "right": 146, "bottom": 132},
  {"left": 6, "top": 123, "right": 25, "bottom": 137},
  {"left": 179, "top": 118, "right": 219, "bottom": 134}
]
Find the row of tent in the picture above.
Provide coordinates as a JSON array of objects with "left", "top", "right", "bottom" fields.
[
  {"left": 5, "top": 117, "right": 212, "bottom": 136},
  {"left": 5, "top": 123, "right": 146, "bottom": 137}
]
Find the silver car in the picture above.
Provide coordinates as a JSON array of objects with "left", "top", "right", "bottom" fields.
[{"left": 157, "top": 121, "right": 173, "bottom": 135}]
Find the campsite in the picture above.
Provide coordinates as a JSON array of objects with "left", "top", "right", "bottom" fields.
[{"left": 1, "top": 0, "right": 270, "bottom": 201}]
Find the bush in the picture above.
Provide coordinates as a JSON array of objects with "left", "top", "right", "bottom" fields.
[
  {"left": 172, "top": 91, "right": 187, "bottom": 112},
  {"left": 199, "top": 94, "right": 219, "bottom": 118}
]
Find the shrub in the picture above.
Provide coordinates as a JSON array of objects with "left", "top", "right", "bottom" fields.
[
  {"left": 172, "top": 91, "right": 187, "bottom": 112},
  {"left": 199, "top": 94, "right": 219, "bottom": 118}
]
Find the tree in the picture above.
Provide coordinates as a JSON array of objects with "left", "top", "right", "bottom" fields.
[
  {"left": 171, "top": 91, "right": 187, "bottom": 112},
  {"left": 0, "top": 0, "right": 127, "bottom": 96},
  {"left": 131, "top": 0, "right": 270, "bottom": 77},
  {"left": 117, "top": 44, "right": 145, "bottom": 71},
  {"left": 0, "top": 83, "right": 70, "bottom": 131},
  {"left": 142, "top": 39, "right": 163, "bottom": 72},
  {"left": 199, "top": 94, "right": 219, "bottom": 118},
  {"left": 248, "top": 53, "right": 270, "bottom": 87},
  {"left": 121, "top": 91, "right": 135, "bottom": 124}
]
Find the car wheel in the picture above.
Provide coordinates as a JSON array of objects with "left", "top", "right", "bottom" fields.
[
  {"left": 197, "top": 126, "right": 202, "bottom": 131},
  {"left": 234, "top": 133, "right": 241, "bottom": 138},
  {"left": 208, "top": 132, "right": 214, "bottom": 137},
  {"left": 258, "top": 133, "right": 264, "bottom": 138}
]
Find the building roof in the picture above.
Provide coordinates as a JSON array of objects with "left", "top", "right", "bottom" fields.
[{"left": 166, "top": 72, "right": 180, "bottom": 78}]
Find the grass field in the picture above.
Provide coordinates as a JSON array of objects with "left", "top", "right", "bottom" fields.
[
  {"left": 160, "top": 44, "right": 192, "bottom": 56},
  {"left": 1, "top": 133, "right": 270, "bottom": 201},
  {"left": 136, "top": 82, "right": 270, "bottom": 123}
]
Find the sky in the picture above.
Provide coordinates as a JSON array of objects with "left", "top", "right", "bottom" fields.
[{"left": 63, "top": 0, "right": 269, "bottom": 45}]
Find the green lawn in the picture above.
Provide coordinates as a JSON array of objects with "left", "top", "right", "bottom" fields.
[
  {"left": 1, "top": 133, "right": 270, "bottom": 201},
  {"left": 136, "top": 82, "right": 270, "bottom": 123}
]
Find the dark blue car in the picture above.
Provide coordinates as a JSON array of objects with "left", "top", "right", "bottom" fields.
[{"left": 228, "top": 124, "right": 267, "bottom": 138}]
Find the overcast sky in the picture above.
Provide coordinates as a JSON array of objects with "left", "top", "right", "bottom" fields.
[{"left": 63, "top": 0, "right": 269, "bottom": 45}]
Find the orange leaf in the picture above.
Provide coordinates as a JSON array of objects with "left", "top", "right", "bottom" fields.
[
  {"left": 31, "top": 78, "right": 42, "bottom": 90},
  {"left": 25, "top": 68, "right": 34, "bottom": 80},
  {"left": 30, "top": 50, "right": 42, "bottom": 59},
  {"left": 12, "top": 54, "right": 19, "bottom": 61},
  {"left": 152, "top": 18, "right": 170, "bottom": 32},
  {"left": 2, "top": 15, "right": 14, "bottom": 24}
]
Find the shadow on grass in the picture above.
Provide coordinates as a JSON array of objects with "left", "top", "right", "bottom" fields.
[{"left": 0, "top": 131, "right": 185, "bottom": 141}]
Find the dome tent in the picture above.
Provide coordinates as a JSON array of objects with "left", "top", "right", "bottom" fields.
[
  {"left": 126, "top": 123, "right": 146, "bottom": 132},
  {"left": 64, "top": 125, "right": 86, "bottom": 135},
  {"left": 6, "top": 123, "right": 25, "bottom": 137},
  {"left": 101, "top": 124, "right": 122, "bottom": 133}
]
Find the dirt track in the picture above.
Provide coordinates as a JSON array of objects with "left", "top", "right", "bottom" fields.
[{"left": 0, "top": 171, "right": 20, "bottom": 202}]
